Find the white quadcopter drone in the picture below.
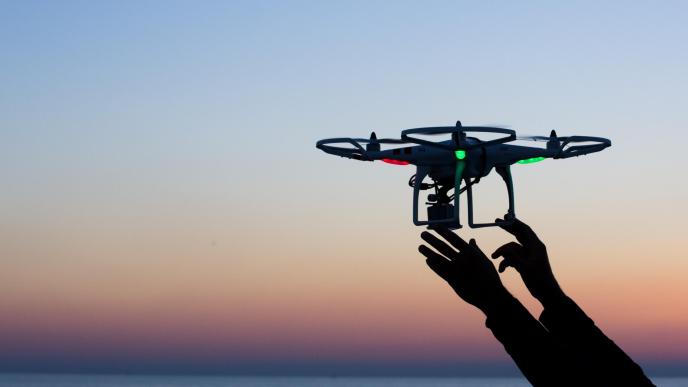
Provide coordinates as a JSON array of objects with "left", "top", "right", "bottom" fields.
[{"left": 316, "top": 121, "right": 611, "bottom": 229}]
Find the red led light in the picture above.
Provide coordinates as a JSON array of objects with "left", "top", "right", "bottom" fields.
[{"left": 382, "top": 158, "right": 410, "bottom": 165}]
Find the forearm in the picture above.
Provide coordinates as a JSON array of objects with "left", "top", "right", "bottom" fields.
[
  {"left": 538, "top": 292, "right": 655, "bottom": 386},
  {"left": 483, "top": 293, "right": 577, "bottom": 387}
]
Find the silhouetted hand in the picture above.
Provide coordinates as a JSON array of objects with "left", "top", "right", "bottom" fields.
[
  {"left": 492, "top": 218, "right": 565, "bottom": 306},
  {"left": 419, "top": 227, "right": 511, "bottom": 315}
]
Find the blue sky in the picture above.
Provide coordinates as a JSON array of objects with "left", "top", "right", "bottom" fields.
[{"left": 3, "top": 0, "right": 686, "bottom": 233}]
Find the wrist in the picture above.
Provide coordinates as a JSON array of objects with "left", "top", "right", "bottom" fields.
[
  {"left": 536, "top": 284, "right": 567, "bottom": 308},
  {"left": 479, "top": 287, "right": 515, "bottom": 317}
]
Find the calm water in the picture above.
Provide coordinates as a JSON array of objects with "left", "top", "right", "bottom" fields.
[{"left": 0, "top": 375, "right": 685, "bottom": 387}]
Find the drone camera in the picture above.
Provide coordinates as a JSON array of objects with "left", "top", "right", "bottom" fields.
[{"left": 427, "top": 203, "right": 454, "bottom": 223}]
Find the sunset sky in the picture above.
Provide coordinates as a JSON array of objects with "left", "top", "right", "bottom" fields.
[{"left": 1, "top": 0, "right": 687, "bottom": 376}]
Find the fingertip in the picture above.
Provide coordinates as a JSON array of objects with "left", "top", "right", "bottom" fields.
[{"left": 496, "top": 218, "right": 510, "bottom": 231}]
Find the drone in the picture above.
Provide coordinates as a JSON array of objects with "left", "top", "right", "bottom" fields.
[{"left": 316, "top": 121, "right": 611, "bottom": 229}]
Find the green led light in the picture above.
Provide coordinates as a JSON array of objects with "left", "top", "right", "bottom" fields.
[
  {"left": 517, "top": 156, "right": 546, "bottom": 164},
  {"left": 455, "top": 149, "right": 466, "bottom": 160}
]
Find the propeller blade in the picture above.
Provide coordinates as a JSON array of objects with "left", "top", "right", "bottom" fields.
[
  {"left": 518, "top": 131, "right": 564, "bottom": 142},
  {"left": 484, "top": 123, "right": 513, "bottom": 129},
  {"left": 516, "top": 135, "right": 551, "bottom": 142}
]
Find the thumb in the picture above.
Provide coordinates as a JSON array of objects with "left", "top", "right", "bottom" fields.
[
  {"left": 498, "top": 258, "right": 513, "bottom": 273},
  {"left": 492, "top": 242, "right": 524, "bottom": 273},
  {"left": 469, "top": 238, "right": 485, "bottom": 252},
  {"left": 469, "top": 238, "right": 488, "bottom": 258},
  {"left": 491, "top": 242, "right": 524, "bottom": 261}
]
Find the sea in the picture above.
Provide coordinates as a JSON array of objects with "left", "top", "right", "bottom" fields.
[{"left": 0, "top": 375, "right": 686, "bottom": 387}]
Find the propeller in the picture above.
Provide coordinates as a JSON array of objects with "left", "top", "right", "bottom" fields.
[
  {"left": 401, "top": 122, "right": 516, "bottom": 151},
  {"left": 515, "top": 130, "right": 611, "bottom": 158}
]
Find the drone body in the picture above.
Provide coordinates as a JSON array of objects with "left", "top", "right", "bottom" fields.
[{"left": 316, "top": 121, "right": 611, "bottom": 229}]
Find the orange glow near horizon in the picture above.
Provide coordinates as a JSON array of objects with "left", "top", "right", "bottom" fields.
[{"left": 2, "top": 210, "right": 687, "bottom": 368}]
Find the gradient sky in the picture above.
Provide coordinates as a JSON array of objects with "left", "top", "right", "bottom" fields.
[{"left": 1, "top": 0, "right": 687, "bottom": 376}]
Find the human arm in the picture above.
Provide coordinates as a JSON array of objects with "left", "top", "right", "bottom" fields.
[
  {"left": 491, "top": 218, "right": 655, "bottom": 386},
  {"left": 419, "top": 228, "right": 574, "bottom": 386}
]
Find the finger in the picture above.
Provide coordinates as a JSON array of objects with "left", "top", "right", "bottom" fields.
[
  {"left": 421, "top": 231, "right": 459, "bottom": 260},
  {"left": 498, "top": 259, "right": 512, "bottom": 273},
  {"left": 491, "top": 241, "right": 524, "bottom": 260},
  {"left": 434, "top": 227, "right": 470, "bottom": 251},
  {"left": 495, "top": 217, "right": 540, "bottom": 246},
  {"left": 419, "top": 245, "right": 453, "bottom": 281},
  {"left": 468, "top": 238, "right": 488, "bottom": 259}
]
